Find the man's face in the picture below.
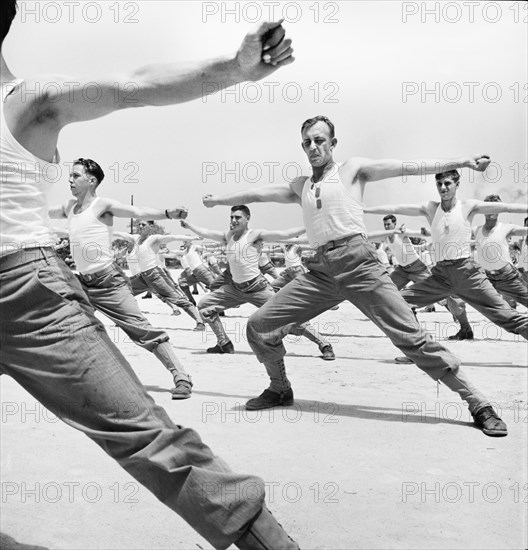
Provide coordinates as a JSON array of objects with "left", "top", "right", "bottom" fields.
[
  {"left": 301, "top": 121, "right": 336, "bottom": 167},
  {"left": 230, "top": 210, "right": 249, "bottom": 231},
  {"left": 69, "top": 164, "right": 93, "bottom": 197},
  {"left": 383, "top": 218, "right": 396, "bottom": 230},
  {"left": 436, "top": 176, "right": 459, "bottom": 200},
  {"left": 137, "top": 222, "right": 148, "bottom": 233}
]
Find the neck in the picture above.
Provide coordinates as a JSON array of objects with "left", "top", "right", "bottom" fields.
[
  {"left": 76, "top": 191, "right": 96, "bottom": 208},
  {"left": 441, "top": 197, "right": 457, "bottom": 211},
  {"left": 484, "top": 219, "right": 497, "bottom": 230},
  {"left": 0, "top": 54, "right": 16, "bottom": 83},
  {"left": 232, "top": 227, "right": 248, "bottom": 239},
  {"left": 311, "top": 160, "right": 334, "bottom": 183}
]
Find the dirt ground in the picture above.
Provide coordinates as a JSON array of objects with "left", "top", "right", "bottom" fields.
[{"left": 1, "top": 271, "right": 527, "bottom": 550}]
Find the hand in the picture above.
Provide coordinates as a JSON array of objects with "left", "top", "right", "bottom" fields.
[
  {"left": 398, "top": 223, "right": 407, "bottom": 234},
  {"left": 466, "top": 155, "right": 491, "bottom": 172},
  {"left": 202, "top": 194, "right": 216, "bottom": 208},
  {"left": 236, "top": 20, "right": 294, "bottom": 81},
  {"left": 180, "top": 219, "right": 189, "bottom": 228},
  {"left": 166, "top": 207, "right": 188, "bottom": 219}
]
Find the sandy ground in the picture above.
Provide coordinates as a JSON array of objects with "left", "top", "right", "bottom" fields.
[{"left": 1, "top": 270, "right": 527, "bottom": 550}]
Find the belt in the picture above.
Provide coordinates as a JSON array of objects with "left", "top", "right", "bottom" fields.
[
  {"left": 79, "top": 263, "right": 116, "bottom": 282},
  {"left": 0, "top": 247, "right": 55, "bottom": 272},
  {"left": 437, "top": 257, "right": 470, "bottom": 266},
  {"left": 316, "top": 234, "right": 363, "bottom": 254},
  {"left": 485, "top": 265, "right": 509, "bottom": 276},
  {"left": 232, "top": 274, "right": 262, "bottom": 290}
]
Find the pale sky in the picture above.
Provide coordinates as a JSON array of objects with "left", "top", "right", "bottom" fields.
[{"left": 4, "top": 1, "right": 527, "bottom": 233}]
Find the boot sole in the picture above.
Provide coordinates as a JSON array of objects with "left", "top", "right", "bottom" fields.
[{"left": 245, "top": 399, "right": 294, "bottom": 411}]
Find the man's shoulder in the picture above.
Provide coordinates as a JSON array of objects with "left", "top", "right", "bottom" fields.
[{"left": 289, "top": 176, "right": 310, "bottom": 195}]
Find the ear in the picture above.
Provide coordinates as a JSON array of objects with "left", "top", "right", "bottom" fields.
[{"left": 331, "top": 138, "right": 338, "bottom": 148}]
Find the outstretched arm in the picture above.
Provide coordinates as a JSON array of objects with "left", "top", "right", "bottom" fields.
[
  {"left": 364, "top": 203, "right": 430, "bottom": 217},
  {"left": 180, "top": 220, "right": 226, "bottom": 242},
  {"left": 253, "top": 227, "right": 306, "bottom": 242},
  {"left": 509, "top": 227, "right": 528, "bottom": 238},
  {"left": 14, "top": 22, "right": 294, "bottom": 128},
  {"left": 469, "top": 200, "right": 528, "bottom": 216},
  {"left": 203, "top": 183, "right": 299, "bottom": 207},
  {"left": 103, "top": 199, "right": 188, "bottom": 220},
  {"left": 156, "top": 234, "right": 202, "bottom": 246},
  {"left": 356, "top": 155, "right": 491, "bottom": 182}
]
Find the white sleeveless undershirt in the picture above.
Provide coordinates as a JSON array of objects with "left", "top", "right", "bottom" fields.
[
  {"left": 137, "top": 236, "right": 160, "bottom": 272},
  {"left": 126, "top": 235, "right": 141, "bottom": 276},
  {"left": 385, "top": 234, "right": 420, "bottom": 267},
  {"left": 1, "top": 80, "right": 60, "bottom": 256},
  {"left": 430, "top": 201, "right": 471, "bottom": 262},
  {"left": 185, "top": 245, "right": 202, "bottom": 271},
  {"left": 226, "top": 230, "right": 261, "bottom": 283},
  {"left": 474, "top": 223, "right": 514, "bottom": 271},
  {"left": 67, "top": 198, "right": 114, "bottom": 275},
  {"left": 301, "top": 163, "right": 366, "bottom": 248},
  {"left": 283, "top": 245, "right": 303, "bottom": 268}
]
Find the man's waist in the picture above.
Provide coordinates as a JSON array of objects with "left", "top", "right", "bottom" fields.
[
  {"left": 485, "top": 263, "right": 512, "bottom": 276},
  {"left": 0, "top": 246, "right": 56, "bottom": 272},
  {"left": 436, "top": 256, "right": 471, "bottom": 266},
  {"left": 78, "top": 262, "right": 116, "bottom": 282},
  {"left": 232, "top": 274, "right": 265, "bottom": 289},
  {"left": 315, "top": 233, "right": 364, "bottom": 254}
]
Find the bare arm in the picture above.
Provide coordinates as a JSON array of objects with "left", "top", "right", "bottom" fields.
[
  {"left": 156, "top": 234, "right": 202, "bottom": 246},
  {"left": 253, "top": 227, "right": 306, "bottom": 242},
  {"left": 364, "top": 203, "right": 430, "bottom": 217},
  {"left": 112, "top": 231, "right": 136, "bottom": 244},
  {"left": 103, "top": 199, "right": 188, "bottom": 220},
  {"left": 3, "top": 22, "right": 294, "bottom": 161},
  {"left": 469, "top": 200, "right": 528, "bottom": 216},
  {"left": 180, "top": 220, "right": 226, "bottom": 243},
  {"left": 508, "top": 227, "right": 528, "bottom": 238},
  {"left": 11, "top": 22, "right": 293, "bottom": 128},
  {"left": 48, "top": 204, "right": 68, "bottom": 219},
  {"left": 356, "top": 155, "right": 491, "bottom": 182},
  {"left": 203, "top": 182, "right": 299, "bottom": 207}
]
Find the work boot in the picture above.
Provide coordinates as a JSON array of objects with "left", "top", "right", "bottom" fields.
[
  {"left": 171, "top": 376, "right": 192, "bottom": 400},
  {"left": 448, "top": 328, "right": 474, "bottom": 341},
  {"left": 472, "top": 406, "right": 508, "bottom": 437},
  {"left": 246, "top": 388, "right": 294, "bottom": 411},
  {"left": 319, "top": 344, "right": 335, "bottom": 361},
  {"left": 206, "top": 341, "right": 235, "bottom": 354}
]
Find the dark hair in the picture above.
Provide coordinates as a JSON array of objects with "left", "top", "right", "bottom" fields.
[
  {"left": 524, "top": 216, "right": 528, "bottom": 225},
  {"left": 435, "top": 169, "right": 460, "bottom": 183},
  {"left": 231, "top": 205, "right": 251, "bottom": 218},
  {"left": 484, "top": 194, "right": 502, "bottom": 202},
  {"left": 383, "top": 215, "right": 397, "bottom": 224},
  {"left": 73, "top": 158, "right": 105, "bottom": 185},
  {"left": 301, "top": 116, "right": 335, "bottom": 139},
  {"left": 0, "top": 0, "right": 17, "bottom": 47}
]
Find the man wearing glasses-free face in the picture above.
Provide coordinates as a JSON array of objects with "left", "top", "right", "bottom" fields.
[{"left": 200, "top": 115, "right": 509, "bottom": 438}]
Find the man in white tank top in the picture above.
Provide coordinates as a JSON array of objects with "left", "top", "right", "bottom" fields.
[
  {"left": 473, "top": 195, "right": 528, "bottom": 308},
  {"left": 181, "top": 205, "right": 336, "bottom": 360},
  {"left": 0, "top": 4, "right": 299, "bottom": 546},
  {"left": 177, "top": 241, "right": 217, "bottom": 305},
  {"left": 518, "top": 217, "right": 528, "bottom": 286},
  {"left": 369, "top": 215, "right": 468, "bottom": 324},
  {"left": 49, "top": 158, "right": 195, "bottom": 399},
  {"left": 202, "top": 115, "right": 508, "bottom": 437},
  {"left": 366, "top": 170, "right": 528, "bottom": 345}
]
